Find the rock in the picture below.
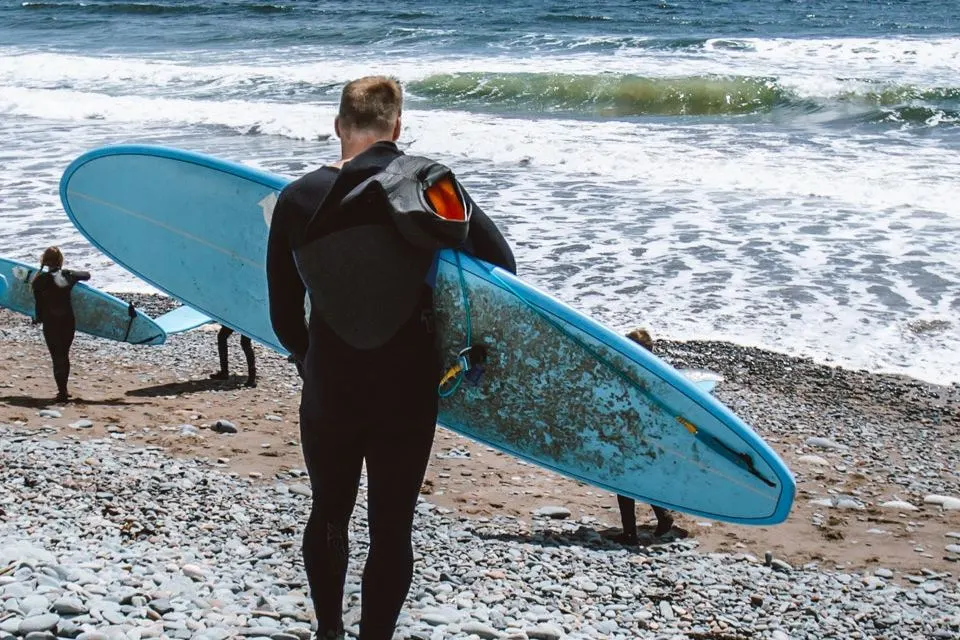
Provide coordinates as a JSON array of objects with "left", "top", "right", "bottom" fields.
[
  {"left": 875, "top": 568, "right": 894, "bottom": 579},
  {"left": 460, "top": 622, "right": 501, "bottom": 639},
  {"left": 771, "top": 631, "right": 791, "bottom": 640},
  {"left": 923, "top": 494, "right": 960, "bottom": 509},
  {"left": 532, "top": 506, "right": 571, "bottom": 520},
  {"left": 771, "top": 559, "right": 793, "bottom": 573},
  {"left": 289, "top": 484, "right": 311, "bottom": 498},
  {"left": 945, "top": 545, "right": 960, "bottom": 554},
  {"left": 879, "top": 500, "right": 918, "bottom": 511},
  {"left": 69, "top": 419, "right": 93, "bottom": 429},
  {"left": 797, "top": 455, "right": 829, "bottom": 465},
  {"left": 659, "top": 600, "right": 674, "bottom": 620},
  {"left": 182, "top": 564, "right": 209, "bottom": 580},
  {"left": 148, "top": 599, "right": 173, "bottom": 615},
  {"left": 525, "top": 624, "right": 564, "bottom": 640},
  {"left": 18, "top": 614, "right": 60, "bottom": 635},
  {"left": 52, "top": 596, "right": 87, "bottom": 615},
  {"left": 212, "top": 420, "right": 238, "bottom": 434},
  {"left": 179, "top": 424, "right": 200, "bottom": 437},
  {"left": 805, "top": 437, "right": 844, "bottom": 450},
  {"left": 37, "top": 409, "right": 61, "bottom": 419}
]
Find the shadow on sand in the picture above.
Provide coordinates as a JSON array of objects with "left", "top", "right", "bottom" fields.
[{"left": 125, "top": 376, "right": 249, "bottom": 398}]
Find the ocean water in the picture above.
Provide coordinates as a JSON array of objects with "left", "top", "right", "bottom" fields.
[{"left": 1, "top": 0, "right": 958, "bottom": 384}]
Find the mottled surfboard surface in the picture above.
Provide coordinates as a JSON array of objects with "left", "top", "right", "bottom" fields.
[
  {"left": 60, "top": 144, "right": 795, "bottom": 525},
  {"left": 0, "top": 256, "right": 165, "bottom": 345}
]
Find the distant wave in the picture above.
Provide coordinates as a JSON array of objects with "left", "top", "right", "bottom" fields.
[
  {"left": 407, "top": 72, "right": 960, "bottom": 123},
  {"left": 19, "top": 1, "right": 289, "bottom": 15}
]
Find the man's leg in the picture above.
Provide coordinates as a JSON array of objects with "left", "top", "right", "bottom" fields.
[
  {"left": 616, "top": 495, "right": 638, "bottom": 545},
  {"left": 210, "top": 326, "right": 232, "bottom": 379},
  {"left": 300, "top": 393, "right": 364, "bottom": 637},
  {"left": 240, "top": 335, "right": 256, "bottom": 387},
  {"left": 359, "top": 415, "right": 436, "bottom": 640}
]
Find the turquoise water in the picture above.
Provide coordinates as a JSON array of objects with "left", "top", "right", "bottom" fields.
[{"left": 1, "top": 0, "right": 958, "bottom": 383}]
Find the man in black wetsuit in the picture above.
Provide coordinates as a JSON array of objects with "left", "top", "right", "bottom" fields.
[
  {"left": 266, "top": 76, "right": 515, "bottom": 640},
  {"left": 31, "top": 246, "right": 90, "bottom": 402},
  {"left": 208, "top": 325, "right": 257, "bottom": 387}
]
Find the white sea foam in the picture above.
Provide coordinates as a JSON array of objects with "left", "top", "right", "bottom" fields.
[{"left": 1, "top": 37, "right": 959, "bottom": 384}]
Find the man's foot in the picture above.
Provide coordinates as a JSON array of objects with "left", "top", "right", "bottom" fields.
[
  {"left": 611, "top": 531, "right": 639, "bottom": 546},
  {"left": 244, "top": 377, "right": 257, "bottom": 388},
  {"left": 209, "top": 371, "right": 229, "bottom": 380},
  {"left": 653, "top": 512, "right": 675, "bottom": 538},
  {"left": 55, "top": 392, "right": 69, "bottom": 403}
]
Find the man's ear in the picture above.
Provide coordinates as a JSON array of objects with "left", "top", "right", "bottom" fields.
[
  {"left": 392, "top": 115, "right": 402, "bottom": 141},
  {"left": 334, "top": 116, "right": 342, "bottom": 139}
]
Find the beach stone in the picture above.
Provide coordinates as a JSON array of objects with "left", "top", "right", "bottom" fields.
[
  {"left": 923, "top": 495, "right": 960, "bottom": 509},
  {"left": 52, "top": 596, "right": 87, "bottom": 615},
  {"left": 182, "top": 564, "right": 209, "bottom": 580},
  {"left": 212, "top": 420, "right": 238, "bottom": 434},
  {"left": 289, "top": 484, "right": 311, "bottom": 497},
  {"left": 18, "top": 614, "right": 59, "bottom": 634},
  {"left": 797, "top": 455, "right": 829, "bottom": 465},
  {"left": 880, "top": 500, "right": 918, "bottom": 511},
  {"left": 460, "top": 622, "right": 501, "bottom": 639},
  {"left": 532, "top": 506, "right": 571, "bottom": 520},
  {"left": 20, "top": 595, "right": 48, "bottom": 615},
  {"left": 525, "top": 624, "right": 563, "bottom": 640},
  {"left": 0, "top": 619, "right": 21, "bottom": 634},
  {"left": 179, "top": 424, "right": 200, "bottom": 437},
  {"left": 23, "top": 632, "right": 56, "bottom": 640},
  {"left": 37, "top": 409, "right": 61, "bottom": 419},
  {"left": 946, "top": 545, "right": 960, "bottom": 554},
  {"left": 805, "top": 437, "right": 844, "bottom": 450},
  {"left": 69, "top": 419, "right": 93, "bottom": 429},
  {"left": 875, "top": 568, "right": 894, "bottom": 579}
]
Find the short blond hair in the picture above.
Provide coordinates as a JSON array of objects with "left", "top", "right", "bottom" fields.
[{"left": 338, "top": 76, "right": 403, "bottom": 133}]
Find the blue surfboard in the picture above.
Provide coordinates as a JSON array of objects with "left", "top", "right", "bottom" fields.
[
  {"left": 0, "top": 256, "right": 166, "bottom": 345},
  {"left": 60, "top": 145, "right": 795, "bottom": 525},
  {"left": 153, "top": 305, "right": 213, "bottom": 335}
]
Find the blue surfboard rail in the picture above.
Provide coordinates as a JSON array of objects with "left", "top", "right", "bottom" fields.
[
  {"left": 0, "top": 255, "right": 166, "bottom": 345},
  {"left": 60, "top": 144, "right": 796, "bottom": 525}
]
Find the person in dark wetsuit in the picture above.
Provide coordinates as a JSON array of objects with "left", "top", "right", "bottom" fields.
[
  {"left": 208, "top": 325, "right": 257, "bottom": 387},
  {"left": 613, "top": 327, "right": 675, "bottom": 544},
  {"left": 266, "top": 76, "right": 515, "bottom": 640},
  {"left": 31, "top": 246, "right": 90, "bottom": 402}
]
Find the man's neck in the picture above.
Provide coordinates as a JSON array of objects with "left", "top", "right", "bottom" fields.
[{"left": 335, "top": 134, "right": 394, "bottom": 168}]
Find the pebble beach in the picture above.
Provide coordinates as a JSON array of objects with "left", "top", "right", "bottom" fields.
[{"left": 1, "top": 301, "right": 958, "bottom": 640}]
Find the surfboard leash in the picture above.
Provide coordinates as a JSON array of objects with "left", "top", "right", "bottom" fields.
[{"left": 438, "top": 251, "right": 475, "bottom": 398}]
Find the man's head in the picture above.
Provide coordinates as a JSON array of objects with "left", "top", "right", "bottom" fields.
[
  {"left": 335, "top": 75, "right": 403, "bottom": 144},
  {"left": 41, "top": 246, "right": 64, "bottom": 270}
]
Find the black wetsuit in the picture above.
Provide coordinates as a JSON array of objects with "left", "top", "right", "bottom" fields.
[
  {"left": 32, "top": 268, "right": 90, "bottom": 399},
  {"left": 267, "top": 141, "right": 515, "bottom": 639},
  {"left": 213, "top": 325, "right": 256, "bottom": 386}
]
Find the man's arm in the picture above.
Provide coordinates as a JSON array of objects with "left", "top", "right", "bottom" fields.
[
  {"left": 65, "top": 269, "right": 91, "bottom": 283},
  {"left": 462, "top": 190, "right": 517, "bottom": 274},
  {"left": 31, "top": 279, "right": 43, "bottom": 324},
  {"left": 267, "top": 191, "right": 310, "bottom": 362}
]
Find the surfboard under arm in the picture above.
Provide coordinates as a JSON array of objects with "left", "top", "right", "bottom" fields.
[{"left": 152, "top": 305, "right": 213, "bottom": 335}]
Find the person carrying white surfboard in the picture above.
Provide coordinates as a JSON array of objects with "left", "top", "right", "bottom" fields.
[
  {"left": 31, "top": 246, "right": 90, "bottom": 402},
  {"left": 266, "top": 76, "right": 515, "bottom": 640}
]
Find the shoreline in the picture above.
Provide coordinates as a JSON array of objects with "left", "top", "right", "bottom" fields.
[{"left": 1, "top": 305, "right": 959, "bottom": 580}]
